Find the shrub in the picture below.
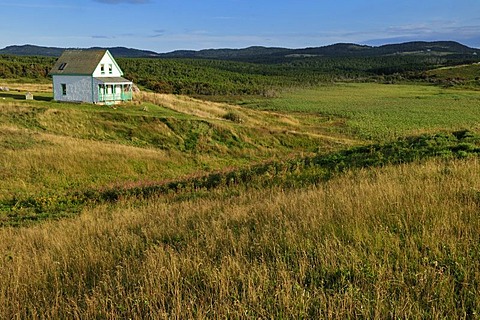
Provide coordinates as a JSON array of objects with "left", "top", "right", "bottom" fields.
[{"left": 222, "top": 111, "right": 243, "bottom": 123}]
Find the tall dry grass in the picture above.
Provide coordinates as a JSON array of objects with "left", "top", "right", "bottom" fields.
[
  {"left": 135, "top": 91, "right": 229, "bottom": 120},
  {"left": 0, "top": 93, "right": 357, "bottom": 199},
  {"left": 0, "top": 127, "right": 191, "bottom": 198},
  {"left": 0, "top": 82, "right": 52, "bottom": 93},
  {"left": 0, "top": 158, "right": 479, "bottom": 318},
  {"left": 135, "top": 91, "right": 356, "bottom": 146}
]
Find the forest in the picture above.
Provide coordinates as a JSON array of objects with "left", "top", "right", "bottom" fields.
[{"left": 1, "top": 50, "right": 479, "bottom": 97}]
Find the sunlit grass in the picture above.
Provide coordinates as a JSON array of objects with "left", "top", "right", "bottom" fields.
[
  {"left": 0, "top": 130, "right": 195, "bottom": 199},
  {"left": 243, "top": 83, "right": 480, "bottom": 140},
  {"left": 0, "top": 81, "right": 52, "bottom": 92},
  {"left": 0, "top": 158, "right": 478, "bottom": 318},
  {"left": 427, "top": 63, "right": 480, "bottom": 81},
  {"left": 0, "top": 88, "right": 356, "bottom": 201}
]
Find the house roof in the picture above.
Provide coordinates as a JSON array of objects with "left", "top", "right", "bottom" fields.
[{"left": 49, "top": 49, "right": 108, "bottom": 75}]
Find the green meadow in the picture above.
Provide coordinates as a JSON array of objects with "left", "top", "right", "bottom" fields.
[{"left": 241, "top": 83, "right": 480, "bottom": 140}]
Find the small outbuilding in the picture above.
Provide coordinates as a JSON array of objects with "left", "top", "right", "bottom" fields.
[{"left": 49, "top": 49, "right": 133, "bottom": 105}]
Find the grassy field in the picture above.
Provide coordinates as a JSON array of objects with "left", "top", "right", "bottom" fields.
[
  {"left": 1, "top": 158, "right": 479, "bottom": 318},
  {"left": 0, "top": 88, "right": 356, "bottom": 203},
  {"left": 240, "top": 83, "right": 480, "bottom": 140},
  {"left": 427, "top": 63, "right": 480, "bottom": 81},
  {"left": 1, "top": 81, "right": 480, "bottom": 317}
]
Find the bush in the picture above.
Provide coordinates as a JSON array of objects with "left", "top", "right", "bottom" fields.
[{"left": 222, "top": 111, "right": 243, "bottom": 123}]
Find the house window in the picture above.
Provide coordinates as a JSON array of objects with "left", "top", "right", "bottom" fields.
[
  {"left": 108, "top": 64, "right": 113, "bottom": 74},
  {"left": 58, "top": 63, "right": 67, "bottom": 70},
  {"left": 100, "top": 64, "right": 105, "bottom": 74},
  {"left": 61, "top": 84, "right": 67, "bottom": 96}
]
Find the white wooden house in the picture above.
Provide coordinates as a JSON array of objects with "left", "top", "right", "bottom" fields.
[{"left": 50, "top": 49, "right": 133, "bottom": 104}]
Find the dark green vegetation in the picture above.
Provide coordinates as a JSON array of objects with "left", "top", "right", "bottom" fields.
[
  {"left": 124, "top": 49, "right": 480, "bottom": 97},
  {"left": 1, "top": 40, "right": 477, "bottom": 59},
  {"left": 0, "top": 55, "right": 53, "bottom": 79},
  {"left": 1, "top": 40, "right": 479, "bottom": 96},
  {"left": 120, "top": 55, "right": 446, "bottom": 96}
]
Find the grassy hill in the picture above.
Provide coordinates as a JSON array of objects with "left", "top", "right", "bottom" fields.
[
  {"left": 427, "top": 63, "right": 480, "bottom": 81},
  {"left": 0, "top": 44, "right": 160, "bottom": 58},
  {"left": 0, "top": 84, "right": 360, "bottom": 210}
]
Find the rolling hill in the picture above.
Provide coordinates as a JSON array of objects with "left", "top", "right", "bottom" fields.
[
  {"left": 1, "top": 41, "right": 478, "bottom": 62},
  {"left": 0, "top": 44, "right": 161, "bottom": 58}
]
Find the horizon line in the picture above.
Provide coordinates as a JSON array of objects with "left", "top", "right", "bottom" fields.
[{"left": 1, "top": 39, "right": 479, "bottom": 55}]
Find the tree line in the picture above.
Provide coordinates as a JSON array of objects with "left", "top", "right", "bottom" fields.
[{"left": 1, "top": 53, "right": 478, "bottom": 96}]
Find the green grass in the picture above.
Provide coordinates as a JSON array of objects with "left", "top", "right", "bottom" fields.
[
  {"left": 2, "top": 82, "right": 479, "bottom": 211},
  {"left": 427, "top": 63, "right": 480, "bottom": 81},
  {"left": 240, "top": 83, "right": 480, "bottom": 140},
  {"left": 2, "top": 129, "right": 479, "bottom": 226},
  {"left": 0, "top": 88, "right": 357, "bottom": 208}
]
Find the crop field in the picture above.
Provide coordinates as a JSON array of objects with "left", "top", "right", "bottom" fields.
[{"left": 1, "top": 80, "right": 480, "bottom": 318}]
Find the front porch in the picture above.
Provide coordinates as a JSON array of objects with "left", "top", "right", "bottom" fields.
[{"left": 95, "top": 77, "right": 133, "bottom": 104}]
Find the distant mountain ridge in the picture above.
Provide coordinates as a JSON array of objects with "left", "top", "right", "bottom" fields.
[
  {"left": 0, "top": 44, "right": 161, "bottom": 58},
  {"left": 155, "top": 41, "right": 479, "bottom": 61},
  {"left": 0, "top": 41, "right": 478, "bottom": 61}
]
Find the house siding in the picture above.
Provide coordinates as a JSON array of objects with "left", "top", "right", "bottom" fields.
[
  {"left": 92, "top": 52, "right": 123, "bottom": 78},
  {"left": 53, "top": 75, "right": 94, "bottom": 103}
]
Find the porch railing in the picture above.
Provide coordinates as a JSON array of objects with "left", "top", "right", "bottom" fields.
[{"left": 98, "top": 92, "right": 133, "bottom": 102}]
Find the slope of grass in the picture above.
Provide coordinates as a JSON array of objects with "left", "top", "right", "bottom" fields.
[
  {"left": 0, "top": 157, "right": 478, "bottom": 318},
  {"left": 2, "top": 129, "right": 479, "bottom": 226},
  {"left": 0, "top": 89, "right": 356, "bottom": 203},
  {"left": 2, "top": 82, "right": 480, "bottom": 224},
  {"left": 427, "top": 63, "right": 480, "bottom": 81}
]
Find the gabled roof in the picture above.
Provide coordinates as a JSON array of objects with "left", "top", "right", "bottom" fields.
[{"left": 49, "top": 49, "right": 107, "bottom": 75}]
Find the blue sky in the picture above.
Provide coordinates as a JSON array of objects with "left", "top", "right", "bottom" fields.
[{"left": 0, "top": 0, "right": 479, "bottom": 52}]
